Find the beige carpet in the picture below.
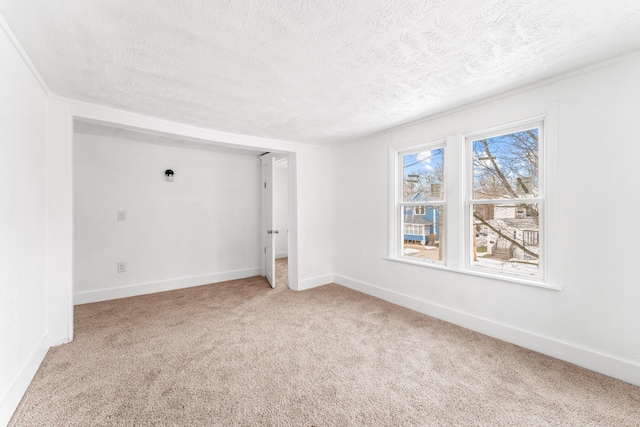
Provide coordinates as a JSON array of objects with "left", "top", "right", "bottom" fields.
[{"left": 10, "top": 259, "right": 640, "bottom": 426}]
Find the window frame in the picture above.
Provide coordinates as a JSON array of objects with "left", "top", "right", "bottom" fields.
[
  {"left": 394, "top": 141, "right": 447, "bottom": 265},
  {"left": 464, "top": 119, "right": 545, "bottom": 281},
  {"left": 387, "top": 106, "right": 560, "bottom": 290}
]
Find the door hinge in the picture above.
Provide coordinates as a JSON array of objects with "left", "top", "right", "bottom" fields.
[{"left": 264, "top": 182, "right": 267, "bottom": 188}]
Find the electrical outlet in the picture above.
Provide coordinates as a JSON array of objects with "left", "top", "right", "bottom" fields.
[
  {"left": 117, "top": 211, "right": 127, "bottom": 221},
  {"left": 117, "top": 262, "right": 126, "bottom": 273}
]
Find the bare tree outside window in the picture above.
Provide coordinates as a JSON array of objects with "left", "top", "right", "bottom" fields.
[{"left": 470, "top": 127, "right": 541, "bottom": 277}]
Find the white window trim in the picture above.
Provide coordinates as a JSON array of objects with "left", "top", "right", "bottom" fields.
[
  {"left": 464, "top": 118, "right": 545, "bottom": 282},
  {"left": 391, "top": 141, "right": 447, "bottom": 266},
  {"left": 387, "top": 104, "right": 560, "bottom": 290}
]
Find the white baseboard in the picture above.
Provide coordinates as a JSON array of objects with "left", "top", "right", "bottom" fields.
[
  {"left": 0, "top": 332, "right": 49, "bottom": 427},
  {"left": 74, "top": 267, "right": 261, "bottom": 305},
  {"left": 275, "top": 251, "right": 288, "bottom": 259},
  {"left": 333, "top": 274, "right": 640, "bottom": 387},
  {"left": 298, "top": 274, "right": 333, "bottom": 291}
]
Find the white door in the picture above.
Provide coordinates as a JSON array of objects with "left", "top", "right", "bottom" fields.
[{"left": 261, "top": 154, "right": 276, "bottom": 288}]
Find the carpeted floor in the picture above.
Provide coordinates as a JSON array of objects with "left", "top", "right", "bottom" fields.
[{"left": 9, "top": 259, "right": 640, "bottom": 426}]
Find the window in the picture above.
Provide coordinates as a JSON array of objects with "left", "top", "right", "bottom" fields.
[
  {"left": 397, "top": 145, "right": 445, "bottom": 262},
  {"left": 389, "top": 109, "right": 558, "bottom": 288},
  {"left": 467, "top": 122, "right": 543, "bottom": 279},
  {"left": 523, "top": 230, "right": 539, "bottom": 246}
]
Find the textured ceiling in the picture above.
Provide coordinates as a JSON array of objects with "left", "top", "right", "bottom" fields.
[{"left": 2, "top": 0, "right": 640, "bottom": 145}]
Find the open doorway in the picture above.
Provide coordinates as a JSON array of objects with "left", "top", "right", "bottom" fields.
[{"left": 261, "top": 153, "right": 291, "bottom": 289}]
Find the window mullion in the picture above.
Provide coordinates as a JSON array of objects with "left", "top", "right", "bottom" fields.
[
  {"left": 400, "top": 201, "right": 446, "bottom": 207},
  {"left": 471, "top": 197, "right": 540, "bottom": 205}
]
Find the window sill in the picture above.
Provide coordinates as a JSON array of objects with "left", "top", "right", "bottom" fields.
[{"left": 384, "top": 256, "right": 561, "bottom": 291}]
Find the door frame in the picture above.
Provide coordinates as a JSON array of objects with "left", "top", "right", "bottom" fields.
[
  {"left": 261, "top": 153, "right": 276, "bottom": 288},
  {"left": 260, "top": 152, "right": 295, "bottom": 289}
]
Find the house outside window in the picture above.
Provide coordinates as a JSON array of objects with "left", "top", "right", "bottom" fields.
[
  {"left": 397, "top": 145, "right": 445, "bottom": 263},
  {"left": 468, "top": 121, "right": 543, "bottom": 279}
]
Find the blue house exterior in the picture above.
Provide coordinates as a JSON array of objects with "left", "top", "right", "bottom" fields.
[{"left": 403, "top": 193, "right": 442, "bottom": 245}]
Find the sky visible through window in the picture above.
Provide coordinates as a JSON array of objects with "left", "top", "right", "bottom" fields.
[
  {"left": 403, "top": 147, "right": 444, "bottom": 201},
  {"left": 403, "top": 148, "right": 444, "bottom": 179},
  {"left": 472, "top": 128, "right": 539, "bottom": 199},
  {"left": 470, "top": 127, "right": 541, "bottom": 278}
]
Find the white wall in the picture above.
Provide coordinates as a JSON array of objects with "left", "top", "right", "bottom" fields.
[
  {"left": 333, "top": 54, "right": 640, "bottom": 386},
  {"left": 274, "top": 160, "right": 289, "bottom": 258},
  {"left": 46, "top": 99, "right": 74, "bottom": 345},
  {"left": 296, "top": 145, "right": 333, "bottom": 290},
  {"left": 74, "top": 133, "right": 262, "bottom": 303},
  {"left": 0, "top": 24, "right": 49, "bottom": 425}
]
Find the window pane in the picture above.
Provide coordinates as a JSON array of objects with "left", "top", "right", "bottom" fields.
[
  {"left": 403, "top": 148, "right": 444, "bottom": 202},
  {"left": 402, "top": 205, "right": 444, "bottom": 261},
  {"left": 472, "top": 128, "right": 538, "bottom": 200},
  {"left": 472, "top": 203, "right": 540, "bottom": 277}
]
